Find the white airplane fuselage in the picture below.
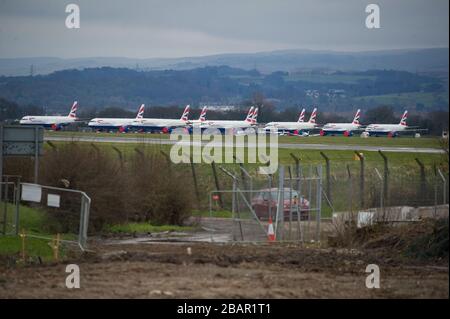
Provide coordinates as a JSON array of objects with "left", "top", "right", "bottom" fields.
[
  {"left": 88, "top": 118, "right": 134, "bottom": 130},
  {"left": 196, "top": 120, "right": 255, "bottom": 130},
  {"left": 321, "top": 123, "right": 361, "bottom": 132},
  {"left": 20, "top": 116, "right": 77, "bottom": 129},
  {"left": 365, "top": 124, "right": 407, "bottom": 135},
  {"left": 264, "top": 121, "right": 316, "bottom": 132},
  {"left": 131, "top": 118, "right": 189, "bottom": 132}
]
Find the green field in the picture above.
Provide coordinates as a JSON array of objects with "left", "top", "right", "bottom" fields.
[
  {"left": 46, "top": 131, "right": 443, "bottom": 149},
  {"left": 284, "top": 73, "right": 376, "bottom": 84},
  {"left": 0, "top": 204, "right": 66, "bottom": 262},
  {"left": 355, "top": 92, "right": 449, "bottom": 107}
]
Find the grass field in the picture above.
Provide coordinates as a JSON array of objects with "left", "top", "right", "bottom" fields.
[
  {"left": 0, "top": 204, "right": 64, "bottom": 262},
  {"left": 354, "top": 91, "right": 449, "bottom": 107},
  {"left": 46, "top": 130, "right": 443, "bottom": 149}
]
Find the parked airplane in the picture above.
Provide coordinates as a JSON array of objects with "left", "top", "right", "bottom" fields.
[
  {"left": 320, "top": 109, "right": 362, "bottom": 136},
  {"left": 264, "top": 108, "right": 318, "bottom": 135},
  {"left": 188, "top": 106, "right": 208, "bottom": 126},
  {"left": 365, "top": 110, "right": 422, "bottom": 137},
  {"left": 88, "top": 104, "right": 145, "bottom": 132},
  {"left": 130, "top": 105, "right": 190, "bottom": 133},
  {"left": 195, "top": 107, "right": 257, "bottom": 132},
  {"left": 19, "top": 101, "right": 79, "bottom": 130}
]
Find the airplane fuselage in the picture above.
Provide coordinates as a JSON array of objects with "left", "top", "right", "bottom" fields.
[
  {"left": 365, "top": 124, "right": 407, "bottom": 136},
  {"left": 264, "top": 122, "right": 316, "bottom": 132},
  {"left": 20, "top": 116, "right": 77, "bottom": 129},
  {"left": 321, "top": 123, "right": 361, "bottom": 136}
]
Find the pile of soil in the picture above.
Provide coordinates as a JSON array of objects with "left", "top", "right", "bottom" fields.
[{"left": 356, "top": 218, "right": 449, "bottom": 261}]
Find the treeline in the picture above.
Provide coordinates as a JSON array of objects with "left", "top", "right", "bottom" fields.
[
  {"left": 0, "top": 97, "right": 44, "bottom": 122},
  {"left": 0, "top": 66, "right": 446, "bottom": 111}
]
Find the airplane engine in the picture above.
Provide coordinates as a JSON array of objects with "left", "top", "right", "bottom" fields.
[
  {"left": 293, "top": 130, "right": 299, "bottom": 135},
  {"left": 320, "top": 130, "right": 326, "bottom": 136},
  {"left": 51, "top": 124, "right": 62, "bottom": 131},
  {"left": 343, "top": 131, "right": 350, "bottom": 137},
  {"left": 162, "top": 127, "right": 169, "bottom": 134},
  {"left": 119, "top": 125, "right": 129, "bottom": 133}
]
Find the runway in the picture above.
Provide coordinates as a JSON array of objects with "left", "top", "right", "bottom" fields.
[{"left": 44, "top": 135, "right": 445, "bottom": 154}]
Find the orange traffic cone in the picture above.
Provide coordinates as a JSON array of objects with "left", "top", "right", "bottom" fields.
[{"left": 267, "top": 216, "right": 276, "bottom": 242}]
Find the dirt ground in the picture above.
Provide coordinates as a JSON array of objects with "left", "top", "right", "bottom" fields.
[{"left": 0, "top": 241, "right": 448, "bottom": 298}]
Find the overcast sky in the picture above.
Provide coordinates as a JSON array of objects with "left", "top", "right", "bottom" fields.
[{"left": 0, "top": 0, "right": 448, "bottom": 59}]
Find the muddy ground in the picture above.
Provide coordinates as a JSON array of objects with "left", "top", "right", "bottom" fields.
[{"left": 0, "top": 241, "right": 448, "bottom": 298}]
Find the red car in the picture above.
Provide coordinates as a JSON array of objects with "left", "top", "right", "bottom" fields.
[{"left": 251, "top": 188, "right": 310, "bottom": 221}]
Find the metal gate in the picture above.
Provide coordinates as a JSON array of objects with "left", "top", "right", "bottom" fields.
[
  {"left": 1, "top": 178, "right": 91, "bottom": 250},
  {"left": 207, "top": 164, "right": 324, "bottom": 243}
]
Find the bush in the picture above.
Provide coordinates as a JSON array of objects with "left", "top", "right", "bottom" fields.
[{"left": 37, "top": 143, "right": 194, "bottom": 232}]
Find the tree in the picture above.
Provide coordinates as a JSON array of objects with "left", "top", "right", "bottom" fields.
[{"left": 365, "top": 106, "right": 397, "bottom": 124}]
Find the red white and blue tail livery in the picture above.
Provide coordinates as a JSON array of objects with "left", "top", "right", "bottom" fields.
[
  {"left": 298, "top": 108, "right": 306, "bottom": 123},
  {"left": 20, "top": 100, "right": 79, "bottom": 130}
]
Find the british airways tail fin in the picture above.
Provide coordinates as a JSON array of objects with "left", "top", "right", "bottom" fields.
[
  {"left": 68, "top": 101, "right": 78, "bottom": 118},
  {"left": 399, "top": 110, "right": 408, "bottom": 126},
  {"left": 251, "top": 107, "right": 258, "bottom": 124},
  {"left": 308, "top": 108, "right": 317, "bottom": 123},
  {"left": 298, "top": 108, "right": 306, "bottom": 122},
  {"left": 245, "top": 107, "right": 255, "bottom": 122},
  {"left": 180, "top": 105, "right": 190, "bottom": 121},
  {"left": 199, "top": 106, "right": 207, "bottom": 121},
  {"left": 135, "top": 104, "right": 145, "bottom": 119},
  {"left": 352, "top": 109, "right": 361, "bottom": 124}
]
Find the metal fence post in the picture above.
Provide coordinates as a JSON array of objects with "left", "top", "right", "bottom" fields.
[
  {"left": 316, "top": 165, "right": 322, "bottom": 242},
  {"left": 34, "top": 126, "right": 39, "bottom": 183},
  {"left": 354, "top": 151, "right": 365, "bottom": 208},
  {"left": 211, "top": 161, "right": 224, "bottom": 208},
  {"left": 320, "top": 152, "right": 331, "bottom": 203},
  {"left": 437, "top": 169, "right": 447, "bottom": 205},
  {"left": 415, "top": 158, "right": 426, "bottom": 198},
  {"left": 276, "top": 165, "right": 285, "bottom": 240},
  {"left": 378, "top": 150, "right": 389, "bottom": 205},
  {"left": 374, "top": 168, "right": 384, "bottom": 217}
]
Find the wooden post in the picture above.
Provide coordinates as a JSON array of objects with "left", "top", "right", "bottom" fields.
[{"left": 19, "top": 229, "right": 26, "bottom": 262}]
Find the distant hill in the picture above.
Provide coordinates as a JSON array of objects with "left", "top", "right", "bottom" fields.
[
  {"left": 0, "top": 66, "right": 447, "bottom": 112},
  {"left": 0, "top": 48, "right": 448, "bottom": 76}
]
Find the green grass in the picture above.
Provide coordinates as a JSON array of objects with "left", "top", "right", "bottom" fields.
[
  {"left": 192, "top": 210, "right": 233, "bottom": 218},
  {"left": 104, "top": 223, "right": 196, "bottom": 234},
  {"left": 0, "top": 204, "right": 70, "bottom": 262},
  {"left": 355, "top": 91, "right": 449, "bottom": 107},
  {"left": 46, "top": 131, "right": 443, "bottom": 149},
  {"left": 284, "top": 73, "right": 376, "bottom": 84}
]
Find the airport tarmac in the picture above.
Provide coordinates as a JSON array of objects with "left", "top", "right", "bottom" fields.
[{"left": 45, "top": 135, "right": 445, "bottom": 153}]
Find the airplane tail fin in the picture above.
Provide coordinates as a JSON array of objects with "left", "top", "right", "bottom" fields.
[
  {"left": 245, "top": 107, "right": 255, "bottom": 122},
  {"left": 68, "top": 101, "right": 78, "bottom": 118},
  {"left": 180, "top": 105, "right": 190, "bottom": 121},
  {"left": 352, "top": 109, "right": 361, "bottom": 124},
  {"left": 135, "top": 104, "right": 145, "bottom": 119},
  {"left": 298, "top": 108, "right": 306, "bottom": 122},
  {"left": 251, "top": 107, "right": 258, "bottom": 124},
  {"left": 199, "top": 106, "right": 207, "bottom": 121},
  {"left": 308, "top": 108, "right": 317, "bottom": 123},
  {"left": 399, "top": 110, "right": 408, "bottom": 126}
]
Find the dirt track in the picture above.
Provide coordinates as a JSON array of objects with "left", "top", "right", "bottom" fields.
[{"left": 0, "top": 242, "right": 448, "bottom": 298}]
